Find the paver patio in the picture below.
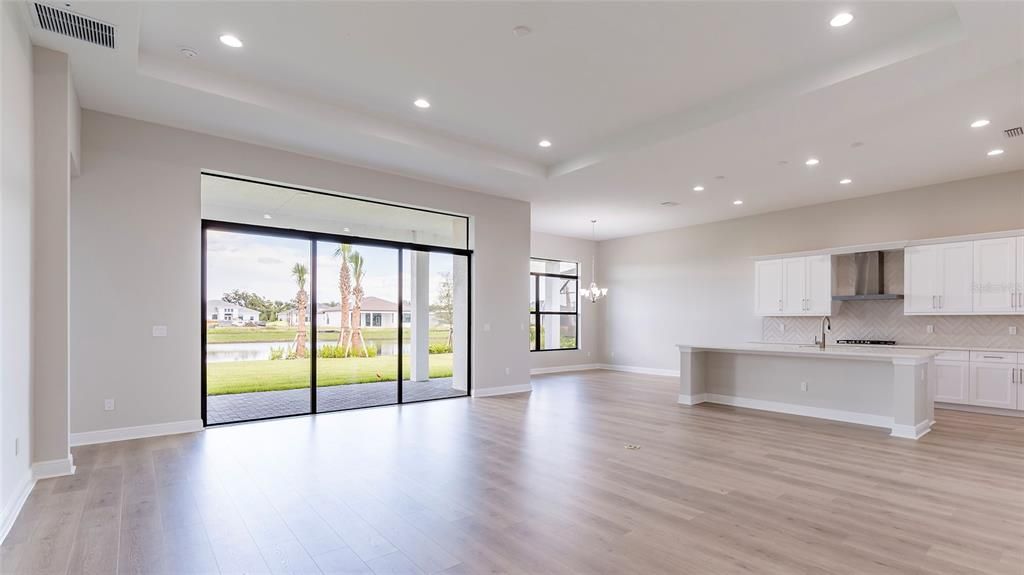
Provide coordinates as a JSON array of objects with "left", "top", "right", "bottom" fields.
[{"left": 206, "top": 377, "right": 464, "bottom": 424}]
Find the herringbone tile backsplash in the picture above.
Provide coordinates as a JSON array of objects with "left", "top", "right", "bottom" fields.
[{"left": 762, "top": 300, "right": 1024, "bottom": 349}]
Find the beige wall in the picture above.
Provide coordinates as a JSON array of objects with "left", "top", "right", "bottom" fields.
[
  {"left": 71, "top": 111, "right": 531, "bottom": 435},
  {"left": 598, "top": 170, "right": 1024, "bottom": 372},
  {"left": 32, "top": 47, "right": 74, "bottom": 468},
  {"left": 1, "top": 1, "right": 34, "bottom": 530},
  {"left": 530, "top": 232, "right": 600, "bottom": 371}
]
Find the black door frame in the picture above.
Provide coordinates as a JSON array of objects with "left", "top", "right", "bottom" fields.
[{"left": 201, "top": 219, "right": 473, "bottom": 426}]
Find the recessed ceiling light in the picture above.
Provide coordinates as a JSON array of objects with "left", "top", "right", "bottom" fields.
[
  {"left": 413, "top": 98, "right": 431, "bottom": 109},
  {"left": 693, "top": 185, "right": 705, "bottom": 192},
  {"left": 538, "top": 140, "right": 552, "bottom": 148},
  {"left": 971, "top": 119, "right": 990, "bottom": 128},
  {"left": 512, "top": 25, "right": 532, "bottom": 37},
  {"left": 987, "top": 148, "right": 1004, "bottom": 156},
  {"left": 805, "top": 158, "right": 820, "bottom": 166},
  {"left": 263, "top": 214, "right": 272, "bottom": 220},
  {"left": 830, "top": 12, "right": 854, "bottom": 27},
  {"left": 219, "top": 34, "right": 243, "bottom": 48},
  {"left": 733, "top": 199, "right": 744, "bottom": 205},
  {"left": 839, "top": 178, "right": 852, "bottom": 185}
]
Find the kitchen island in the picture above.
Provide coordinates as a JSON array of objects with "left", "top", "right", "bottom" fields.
[{"left": 676, "top": 343, "right": 938, "bottom": 439}]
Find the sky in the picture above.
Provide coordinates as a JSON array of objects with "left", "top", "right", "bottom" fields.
[{"left": 206, "top": 230, "right": 454, "bottom": 306}]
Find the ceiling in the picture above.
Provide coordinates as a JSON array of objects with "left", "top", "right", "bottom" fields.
[{"left": 24, "top": 1, "right": 1024, "bottom": 240}]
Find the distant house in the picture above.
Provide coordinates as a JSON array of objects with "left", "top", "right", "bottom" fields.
[
  {"left": 320, "top": 297, "right": 411, "bottom": 329},
  {"left": 282, "top": 303, "right": 330, "bottom": 326},
  {"left": 206, "top": 300, "right": 259, "bottom": 324}
]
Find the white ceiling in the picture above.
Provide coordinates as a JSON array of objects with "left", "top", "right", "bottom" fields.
[{"left": 25, "top": 1, "right": 1024, "bottom": 240}]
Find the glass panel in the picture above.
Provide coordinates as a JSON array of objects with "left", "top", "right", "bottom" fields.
[
  {"left": 529, "top": 277, "right": 536, "bottom": 312},
  {"left": 530, "top": 259, "right": 578, "bottom": 276},
  {"left": 316, "top": 242, "right": 399, "bottom": 411},
  {"left": 539, "top": 314, "right": 578, "bottom": 350},
  {"left": 402, "top": 251, "right": 468, "bottom": 401},
  {"left": 538, "top": 277, "right": 578, "bottom": 312},
  {"left": 205, "top": 230, "right": 311, "bottom": 424},
  {"left": 202, "top": 174, "right": 468, "bottom": 250}
]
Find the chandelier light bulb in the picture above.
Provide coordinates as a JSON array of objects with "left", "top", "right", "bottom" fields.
[{"left": 580, "top": 219, "right": 609, "bottom": 303}]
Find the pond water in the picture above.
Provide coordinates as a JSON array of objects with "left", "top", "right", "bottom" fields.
[{"left": 206, "top": 339, "right": 409, "bottom": 363}]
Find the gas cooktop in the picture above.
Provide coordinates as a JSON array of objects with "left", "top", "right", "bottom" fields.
[{"left": 835, "top": 339, "right": 897, "bottom": 346}]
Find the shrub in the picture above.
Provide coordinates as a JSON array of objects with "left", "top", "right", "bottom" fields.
[
  {"left": 269, "top": 347, "right": 285, "bottom": 360},
  {"left": 317, "top": 344, "right": 377, "bottom": 358},
  {"left": 428, "top": 343, "right": 452, "bottom": 354}
]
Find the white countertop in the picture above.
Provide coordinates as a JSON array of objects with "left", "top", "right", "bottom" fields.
[{"left": 676, "top": 342, "right": 938, "bottom": 364}]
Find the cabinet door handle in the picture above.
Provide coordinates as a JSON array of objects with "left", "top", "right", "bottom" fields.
[
  {"left": 931, "top": 295, "right": 937, "bottom": 309},
  {"left": 938, "top": 295, "right": 942, "bottom": 309},
  {"left": 778, "top": 299, "right": 783, "bottom": 312}
]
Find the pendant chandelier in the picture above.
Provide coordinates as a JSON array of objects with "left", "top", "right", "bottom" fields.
[{"left": 580, "top": 219, "right": 608, "bottom": 303}]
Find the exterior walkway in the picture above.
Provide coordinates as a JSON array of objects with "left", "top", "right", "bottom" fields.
[{"left": 206, "top": 378, "right": 463, "bottom": 424}]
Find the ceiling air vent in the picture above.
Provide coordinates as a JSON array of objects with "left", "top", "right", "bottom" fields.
[
  {"left": 33, "top": 3, "right": 115, "bottom": 49},
  {"left": 1004, "top": 126, "right": 1023, "bottom": 139}
]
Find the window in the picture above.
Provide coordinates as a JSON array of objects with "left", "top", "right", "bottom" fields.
[{"left": 530, "top": 258, "right": 578, "bottom": 351}]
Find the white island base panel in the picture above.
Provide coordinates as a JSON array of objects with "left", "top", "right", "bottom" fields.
[{"left": 677, "top": 344, "right": 936, "bottom": 440}]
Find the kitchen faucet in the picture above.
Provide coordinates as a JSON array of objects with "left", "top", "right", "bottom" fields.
[{"left": 815, "top": 316, "right": 831, "bottom": 350}]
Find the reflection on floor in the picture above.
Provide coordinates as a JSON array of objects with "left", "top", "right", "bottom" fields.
[{"left": 206, "top": 377, "right": 463, "bottom": 424}]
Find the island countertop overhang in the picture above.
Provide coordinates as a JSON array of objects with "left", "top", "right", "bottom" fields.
[{"left": 676, "top": 342, "right": 937, "bottom": 365}]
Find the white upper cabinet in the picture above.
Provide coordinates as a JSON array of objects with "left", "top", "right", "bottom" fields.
[
  {"left": 973, "top": 237, "right": 1017, "bottom": 313},
  {"left": 754, "top": 255, "right": 831, "bottom": 316},
  {"left": 782, "top": 258, "right": 807, "bottom": 314},
  {"left": 938, "top": 242, "right": 974, "bottom": 313},
  {"left": 904, "top": 241, "right": 973, "bottom": 314},
  {"left": 904, "top": 245, "right": 938, "bottom": 314},
  {"left": 805, "top": 254, "right": 832, "bottom": 315},
  {"left": 1017, "top": 237, "right": 1024, "bottom": 313},
  {"left": 754, "top": 259, "right": 783, "bottom": 316}
]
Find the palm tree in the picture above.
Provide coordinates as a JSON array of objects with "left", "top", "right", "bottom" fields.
[
  {"left": 334, "top": 244, "right": 352, "bottom": 349},
  {"left": 292, "top": 263, "right": 309, "bottom": 358},
  {"left": 346, "top": 251, "right": 370, "bottom": 357}
]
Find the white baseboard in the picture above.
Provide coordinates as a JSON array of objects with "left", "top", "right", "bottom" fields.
[
  {"left": 890, "top": 420, "right": 932, "bottom": 440},
  {"left": 597, "top": 364, "right": 680, "bottom": 377},
  {"left": 0, "top": 473, "right": 35, "bottom": 544},
  {"left": 530, "top": 364, "right": 600, "bottom": 375},
  {"left": 32, "top": 456, "right": 75, "bottom": 480},
  {"left": 678, "top": 393, "right": 707, "bottom": 406},
  {"left": 936, "top": 403, "right": 1024, "bottom": 418},
  {"left": 472, "top": 384, "right": 533, "bottom": 397},
  {"left": 703, "top": 394, "right": 894, "bottom": 430},
  {"left": 70, "top": 419, "right": 203, "bottom": 447}
]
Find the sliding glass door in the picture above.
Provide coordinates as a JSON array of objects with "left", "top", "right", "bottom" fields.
[
  {"left": 202, "top": 224, "right": 471, "bottom": 425},
  {"left": 203, "top": 229, "right": 312, "bottom": 425},
  {"left": 315, "top": 241, "right": 400, "bottom": 412}
]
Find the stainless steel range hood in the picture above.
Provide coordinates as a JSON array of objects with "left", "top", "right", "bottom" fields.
[{"left": 831, "top": 251, "right": 904, "bottom": 301}]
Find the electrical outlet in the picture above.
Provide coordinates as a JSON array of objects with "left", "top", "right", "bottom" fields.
[
  {"left": 587, "top": 352, "right": 592, "bottom": 358},
  {"left": 926, "top": 325, "right": 934, "bottom": 334},
  {"left": 779, "top": 322, "right": 785, "bottom": 333},
  {"left": 504, "top": 367, "right": 510, "bottom": 376},
  {"left": 610, "top": 351, "right": 615, "bottom": 358},
  {"left": 800, "top": 382, "right": 808, "bottom": 392},
  {"left": 104, "top": 399, "right": 115, "bottom": 411},
  {"left": 152, "top": 325, "right": 167, "bottom": 337},
  {"left": 483, "top": 323, "right": 491, "bottom": 332},
  {"left": 1010, "top": 326, "right": 1018, "bottom": 335}
]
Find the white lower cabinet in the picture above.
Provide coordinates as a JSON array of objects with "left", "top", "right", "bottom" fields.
[
  {"left": 968, "top": 362, "right": 1018, "bottom": 410},
  {"left": 933, "top": 360, "right": 970, "bottom": 404}
]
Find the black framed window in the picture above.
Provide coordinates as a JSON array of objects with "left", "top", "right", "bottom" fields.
[{"left": 530, "top": 258, "right": 579, "bottom": 352}]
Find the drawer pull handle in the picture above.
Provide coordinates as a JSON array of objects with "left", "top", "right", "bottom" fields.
[{"left": 982, "top": 355, "right": 1004, "bottom": 359}]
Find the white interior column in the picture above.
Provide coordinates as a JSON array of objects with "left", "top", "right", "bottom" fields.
[
  {"left": 452, "top": 257, "right": 469, "bottom": 391},
  {"left": 410, "top": 251, "right": 430, "bottom": 381}
]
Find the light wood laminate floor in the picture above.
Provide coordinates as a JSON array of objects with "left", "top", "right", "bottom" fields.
[{"left": 2, "top": 370, "right": 1022, "bottom": 574}]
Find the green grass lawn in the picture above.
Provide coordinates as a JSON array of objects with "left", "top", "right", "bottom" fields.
[
  {"left": 206, "top": 326, "right": 452, "bottom": 344},
  {"left": 206, "top": 354, "right": 454, "bottom": 395}
]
